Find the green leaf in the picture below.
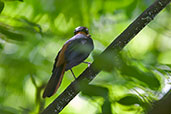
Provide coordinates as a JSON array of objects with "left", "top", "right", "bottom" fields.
[
  {"left": 118, "top": 94, "right": 143, "bottom": 106},
  {"left": 94, "top": 51, "right": 120, "bottom": 72},
  {"left": 3, "top": 0, "right": 23, "bottom": 2},
  {"left": 0, "top": 105, "right": 19, "bottom": 114},
  {"left": 102, "top": 100, "right": 112, "bottom": 114},
  {"left": 80, "top": 82, "right": 109, "bottom": 98},
  {"left": 0, "top": 1, "right": 4, "bottom": 14},
  {"left": 0, "top": 43, "right": 3, "bottom": 49},
  {"left": 125, "top": 0, "right": 137, "bottom": 18},
  {"left": 120, "top": 65, "right": 160, "bottom": 90},
  {"left": 156, "top": 65, "right": 171, "bottom": 75},
  {"left": 18, "top": 17, "right": 42, "bottom": 33},
  {"left": 0, "top": 24, "right": 24, "bottom": 41}
]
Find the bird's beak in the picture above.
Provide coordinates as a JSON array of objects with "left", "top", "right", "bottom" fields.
[{"left": 87, "top": 34, "right": 91, "bottom": 37}]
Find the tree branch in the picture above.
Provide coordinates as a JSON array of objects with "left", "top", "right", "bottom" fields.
[
  {"left": 147, "top": 89, "right": 171, "bottom": 114},
  {"left": 41, "top": 0, "right": 171, "bottom": 113}
]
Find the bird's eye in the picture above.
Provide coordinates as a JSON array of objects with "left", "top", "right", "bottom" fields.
[{"left": 85, "top": 28, "right": 89, "bottom": 34}]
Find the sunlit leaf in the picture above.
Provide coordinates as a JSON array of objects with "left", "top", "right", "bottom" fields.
[
  {"left": 3, "top": 0, "right": 23, "bottom": 2},
  {"left": 30, "top": 74, "right": 37, "bottom": 88}
]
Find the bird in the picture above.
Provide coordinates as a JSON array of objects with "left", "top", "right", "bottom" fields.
[{"left": 43, "top": 26, "right": 94, "bottom": 98}]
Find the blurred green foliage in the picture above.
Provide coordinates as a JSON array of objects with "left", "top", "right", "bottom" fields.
[{"left": 0, "top": 0, "right": 171, "bottom": 114}]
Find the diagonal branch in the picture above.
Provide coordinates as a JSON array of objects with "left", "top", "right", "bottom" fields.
[
  {"left": 41, "top": 0, "right": 171, "bottom": 113},
  {"left": 148, "top": 89, "right": 171, "bottom": 114}
]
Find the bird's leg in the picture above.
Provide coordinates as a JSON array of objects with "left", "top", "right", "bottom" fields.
[
  {"left": 83, "top": 61, "right": 91, "bottom": 67},
  {"left": 70, "top": 69, "right": 76, "bottom": 79}
]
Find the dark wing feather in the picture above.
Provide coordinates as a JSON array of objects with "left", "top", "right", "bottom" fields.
[
  {"left": 52, "top": 50, "right": 61, "bottom": 73},
  {"left": 43, "top": 63, "right": 65, "bottom": 98}
]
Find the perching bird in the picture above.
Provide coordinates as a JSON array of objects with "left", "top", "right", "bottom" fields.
[{"left": 43, "top": 26, "right": 94, "bottom": 98}]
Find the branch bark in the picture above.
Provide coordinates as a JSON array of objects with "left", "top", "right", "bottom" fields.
[
  {"left": 41, "top": 0, "right": 171, "bottom": 113},
  {"left": 148, "top": 89, "right": 171, "bottom": 114}
]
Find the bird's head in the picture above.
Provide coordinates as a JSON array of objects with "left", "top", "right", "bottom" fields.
[{"left": 74, "top": 26, "right": 90, "bottom": 37}]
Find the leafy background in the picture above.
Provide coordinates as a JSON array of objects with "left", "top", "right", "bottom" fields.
[{"left": 0, "top": 0, "right": 171, "bottom": 114}]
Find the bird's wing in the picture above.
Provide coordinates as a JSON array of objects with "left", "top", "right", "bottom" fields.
[
  {"left": 43, "top": 42, "right": 71, "bottom": 98},
  {"left": 64, "top": 35, "right": 94, "bottom": 70},
  {"left": 52, "top": 41, "right": 71, "bottom": 72}
]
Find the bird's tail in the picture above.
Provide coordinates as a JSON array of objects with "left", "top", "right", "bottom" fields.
[{"left": 43, "top": 63, "right": 66, "bottom": 98}]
